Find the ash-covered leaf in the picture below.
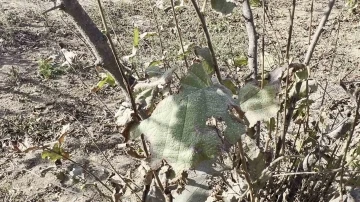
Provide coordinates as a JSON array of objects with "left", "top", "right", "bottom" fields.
[
  {"left": 211, "top": 0, "right": 236, "bottom": 15},
  {"left": 238, "top": 83, "right": 279, "bottom": 127},
  {"left": 130, "top": 63, "right": 245, "bottom": 175},
  {"left": 115, "top": 102, "right": 134, "bottom": 127},
  {"left": 289, "top": 79, "right": 318, "bottom": 98},
  {"left": 140, "top": 32, "right": 157, "bottom": 39}
]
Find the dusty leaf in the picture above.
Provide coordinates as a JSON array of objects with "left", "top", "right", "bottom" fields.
[
  {"left": 145, "top": 65, "right": 163, "bottom": 78},
  {"left": 238, "top": 83, "right": 279, "bottom": 127},
  {"left": 210, "top": 0, "right": 236, "bottom": 15},
  {"left": 241, "top": 135, "right": 266, "bottom": 179},
  {"left": 140, "top": 32, "right": 157, "bottom": 39},
  {"left": 260, "top": 52, "right": 277, "bottom": 70},
  {"left": 130, "top": 63, "right": 245, "bottom": 175},
  {"left": 289, "top": 79, "right": 318, "bottom": 98},
  {"left": 115, "top": 102, "right": 134, "bottom": 127},
  {"left": 134, "top": 66, "right": 177, "bottom": 93},
  {"left": 172, "top": 170, "right": 211, "bottom": 202}
]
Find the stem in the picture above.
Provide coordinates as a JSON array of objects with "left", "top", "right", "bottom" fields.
[
  {"left": 96, "top": 0, "right": 139, "bottom": 119},
  {"left": 304, "top": 0, "right": 336, "bottom": 65},
  {"left": 151, "top": 6, "right": 165, "bottom": 55},
  {"left": 286, "top": 0, "right": 296, "bottom": 60},
  {"left": 280, "top": 62, "right": 291, "bottom": 155},
  {"left": 170, "top": 0, "right": 189, "bottom": 69},
  {"left": 190, "top": 0, "right": 222, "bottom": 84},
  {"left": 242, "top": 0, "right": 258, "bottom": 79},
  {"left": 305, "top": 69, "right": 310, "bottom": 130},
  {"left": 237, "top": 139, "right": 257, "bottom": 201},
  {"left": 261, "top": 0, "right": 266, "bottom": 89},
  {"left": 43, "top": 148, "right": 113, "bottom": 193},
  {"left": 339, "top": 96, "right": 360, "bottom": 200},
  {"left": 308, "top": 0, "right": 314, "bottom": 44}
]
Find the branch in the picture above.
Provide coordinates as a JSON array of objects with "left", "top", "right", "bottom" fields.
[
  {"left": 190, "top": 0, "right": 222, "bottom": 84},
  {"left": 286, "top": 0, "right": 296, "bottom": 60},
  {"left": 51, "top": 0, "right": 132, "bottom": 99},
  {"left": 242, "top": 0, "right": 258, "bottom": 79},
  {"left": 303, "top": 0, "right": 336, "bottom": 65}
]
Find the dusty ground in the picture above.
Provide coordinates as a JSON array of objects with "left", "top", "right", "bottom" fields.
[{"left": 0, "top": 0, "right": 359, "bottom": 201}]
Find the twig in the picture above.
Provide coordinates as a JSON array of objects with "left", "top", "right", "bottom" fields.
[
  {"left": 237, "top": 139, "right": 257, "bottom": 201},
  {"left": 304, "top": 0, "right": 336, "bottom": 65},
  {"left": 141, "top": 134, "right": 150, "bottom": 158},
  {"left": 264, "top": 8, "right": 284, "bottom": 63},
  {"left": 93, "top": 183, "right": 113, "bottom": 201},
  {"left": 43, "top": 5, "right": 63, "bottom": 15},
  {"left": 280, "top": 60, "right": 292, "bottom": 156},
  {"left": 261, "top": 0, "right": 266, "bottom": 88},
  {"left": 96, "top": 0, "right": 139, "bottom": 120},
  {"left": 58, "top": 105, "right": 141, "bottom": 201},
  {"left": 201, "top": 0, "right": 207, "bottom": 13},
  {"left": 242, "top": 0, "right": 258, "bottom": 79},
  {"left": 190, "top": 0, "right": 222, "bottom": 84},
  {"left": 170, "top": 0, "right": 189, "bottom": 69},
  {"left": 286, "top": 0, "right": 296, "bottom": 60},
  {"left": 330, "top": 19, "right": 341, "bottom": 74},
  {"left": 308, "top": 0, "right": 314, "bottom": 44},
  {"left": 151, "top": 6, "right": 165, "bottom": 56},
  {"left": 305, "top": 68, "right": 310, "bottom": 130},
  {"left": 339, "top": 96, "right": 360, "bottom": 201},
  {"left": 43, "top": 148, "right": 113, "bottom": 193},
  {"left": 272, "top": 169, "right": 360, "bottom": 177}
]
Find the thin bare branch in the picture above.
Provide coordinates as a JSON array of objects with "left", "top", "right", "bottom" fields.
[
  {"left": 190, "top": 0, "right": 222, "bottom": 84},
  {"left": 96, "top": 0, "right": 139, "bottom": 119},
  {"left": 170, "top": 0, "right": 190, "bottom": 69},
  {"left": 308, "top": 0, "right": 314, "bottom": 44},
  {"left": 339, "top": 95, "right": 360, "bottom": 200},
  {"left": 242, "top": 0, "right": 258, "bottom": 79},
  {"left": 304, "top": 0, "right": 336, "bottom": 65},
  {"left": 286, "top": 0, "right": 296, "bottom": 60}
]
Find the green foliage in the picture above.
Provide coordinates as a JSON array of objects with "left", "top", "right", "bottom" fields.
[
  {"left": 38, "top": 59, "right": 64, "bottom": 79},
  {"left": 92, "top": 72, "right": 116, "bottom": 92},
  {"left": 250, "top": 0, "right": 262, "bottom": 7},
  {"left": 41, "top": 143, "right": 69, "bottom": 162},
  {"left": 41, "top": 124, "right": 70, "bottom": 162},
  {"left": 123, "top": 27, "right": 157, "bottom": 62},
  {"left": 130, "top": 63, "right": 246, "bottom": 175},
  {"left": 223, "top": 78, "right": 237, "bottom": 94},
  {"left": 234, "top": 55, "right": 248, "bottom": 67}
]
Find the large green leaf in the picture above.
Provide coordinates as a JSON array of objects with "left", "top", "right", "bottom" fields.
[
  {"left": 130, "top": 63, "right": 245, "bottom": 175},
  {"left": 238, "top": 83, "right": 279, "bottom": 127},
  {"left": 211, "top": 0, "right": 236, "bottom": 15}
]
